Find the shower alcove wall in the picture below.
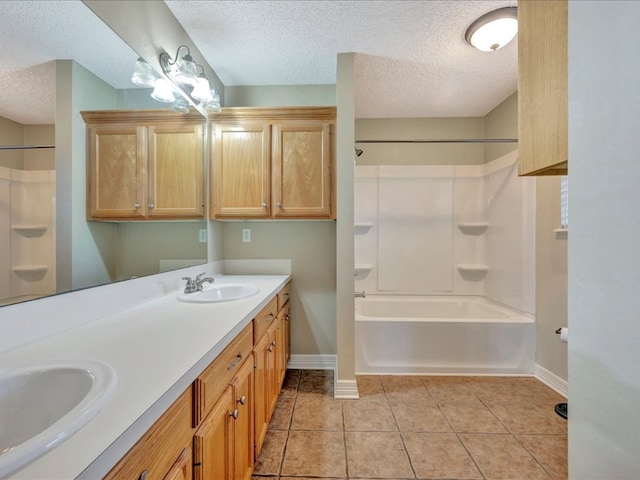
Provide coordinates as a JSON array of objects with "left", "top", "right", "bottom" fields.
[
  {"left": 0, "top": 166, "right": 56, "bottom": 305},
  {"left": 354, "top": 149, "right": 536, "bottom": 375}
]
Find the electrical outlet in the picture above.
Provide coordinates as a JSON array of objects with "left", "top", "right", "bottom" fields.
[
  {"left": 242, "top": 228, "right": 251, "bottom": 243},
  {"left": 198, "top": 229, "right": 207, "bottom": 243}
]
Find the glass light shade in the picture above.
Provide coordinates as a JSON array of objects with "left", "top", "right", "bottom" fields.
[
  {"left": 150, "top": 78, "right": 176, "bottom": 103},
  {"left": 205, "top": 93, "right": 222, "bottom": 113},
  {"left": 131, "top": 57, "right": 156, "bottom": 87},
  {"left": 172, "top": 97, "right": 190, "bottom": 114},
  {"left": 192, "top": 77, "right": 213, "bottom": 103},
  {"left": 174, "top": 54, "right": 198, "bottom": 86},
  {"left": 465, "top": 7, "right": 518, "bottom": 52}
]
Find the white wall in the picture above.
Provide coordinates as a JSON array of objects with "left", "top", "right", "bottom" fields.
[
  {"left": 569, "top": 2, "right": 640, "bottom": 477},
  {"left": 354, "top": 153, "right": 535, "bottom": 314}
]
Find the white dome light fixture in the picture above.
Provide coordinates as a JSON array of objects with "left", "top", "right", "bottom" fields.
[{"left": 465, "top": 6, "right": 518, "bottom": 52}]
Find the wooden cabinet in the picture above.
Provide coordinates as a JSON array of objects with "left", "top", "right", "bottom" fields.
[
  {"left": 103, "top": 389, "right": 193, "bottom": 480},
  {"left": 82, "top": 110, "right": 205, "bottom": 220},
  {"left": 104, "top": 283, "right": 290, "bottom": 480},
  {"left": 193, "top": 386, "right": 234, "bottom": 480},
  {"left": 210, "top": 107, "right": 335, "bottom": 220},
  {"left": 518, "top": 0, "right": 568, "bottom": 176}
]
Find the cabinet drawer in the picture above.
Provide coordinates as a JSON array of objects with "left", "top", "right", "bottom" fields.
[
  {"left": 253, "top": 296, "right": 278, "bottom": 343},
  {"left": 103, "top": 388, "right": 192, "bottom": 480},
  {"left": 277, "top": 282, "right": 291, "bottom": 312},
  {"left": 193, "top": 322, "right": 254, "bottom": 426}
]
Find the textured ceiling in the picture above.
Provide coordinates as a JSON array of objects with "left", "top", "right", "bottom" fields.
[
  {"left": 1, "top": 0, "right": 518, "bottom": 125},
  {"left": 0, "top": 1, "right": 138, "bottom": 125},
  {"left": 165, "top": 0, "right": 518, "bottom": 118}
]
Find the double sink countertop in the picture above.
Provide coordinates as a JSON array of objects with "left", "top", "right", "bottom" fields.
[{"left": 1, "top": 274, "right": 290, "bottom": 480}]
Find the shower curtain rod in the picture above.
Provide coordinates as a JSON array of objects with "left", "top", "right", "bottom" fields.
[
  {"left": 0, "top": 145, "right": 55, "bottom": 150},
  {"left": 355, "top": 138, "right": 517, "bottom": 144}
]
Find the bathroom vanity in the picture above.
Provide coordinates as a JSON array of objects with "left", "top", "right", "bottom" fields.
[{"left": 0, "top": 272, "right": 291, "bottom": 480}]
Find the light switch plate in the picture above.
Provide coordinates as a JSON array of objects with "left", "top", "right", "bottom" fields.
[{"left": 198, "top": 229, "right": 207, "bottom": 243}]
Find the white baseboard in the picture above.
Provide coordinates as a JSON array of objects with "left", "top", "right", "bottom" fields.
[
  {"left": 335, "top": 379, "right": 360, "bottom": 399},
  {"left": 535, "top": 363, "right": 568, "bottom": 398},
  {"left": 287, "top": 354, "right": 337, "bottom": 371}
]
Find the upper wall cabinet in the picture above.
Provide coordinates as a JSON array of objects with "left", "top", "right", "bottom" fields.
[
  {"left": 82, "top": 110, "right": 205, "bottom": 221},
  {"left": 210, "top": 107, "right": 336, "bottom": 220},
  {"left": 518, "top": 0, "right": 568, "bottom": 176}
]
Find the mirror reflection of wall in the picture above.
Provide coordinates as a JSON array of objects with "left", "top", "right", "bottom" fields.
[{"left": 0, "top": 2, "right": 207, "bottom": 307}]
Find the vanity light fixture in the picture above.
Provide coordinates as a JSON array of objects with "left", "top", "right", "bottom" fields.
[
  {"left": 465, "top": 6, "right": 518, "bottom": 52},
  {"left": 150, "top": 78, "right": 175, "bottom": 103},
  {"left": 160, "top": 45, "right": 199, "bottom": 86},
  {"left": 131, "top": 57, "right": 157, "bottom": 87}
]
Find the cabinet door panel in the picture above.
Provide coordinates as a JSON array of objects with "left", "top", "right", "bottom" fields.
[
  {"left": 253, "top": 332, "right": 271, "bottom": 458},
  {"left": 193, "top": 386, "right": 233, "bottom": 480},
  {"left": 212, "top": 124, "right": 271, "bottom": 218},
  {"left": 518, "top": 0, "right": 568, "bottom": 175},
  {"left": 163, "top": 446, "right": 192, "bottom": 480},
  {"left": 148, "top": 124, "right": 204, "bottom": 218},
  {"left": 90, "top": 125, "right": 147, "bottom": 219},
  {"left": 272, "top": 122, "right": 331, "bottom": 218},
  {"left": 232, "top": 356, "right": 254, "bottom": 480}
]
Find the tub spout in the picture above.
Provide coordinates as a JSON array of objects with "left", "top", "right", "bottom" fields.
[{"left": 355, "top": 291, "right": 366, "bottom": 298}]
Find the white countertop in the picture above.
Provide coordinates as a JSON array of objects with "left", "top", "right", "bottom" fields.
[{"left": 1, "top": 274, "right": 290, "bottom": 480}]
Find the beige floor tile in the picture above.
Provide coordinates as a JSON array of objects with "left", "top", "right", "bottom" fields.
[
  {"left": 467, "top": 381, "right": 528, "bottom": 403},
  {"left": 345, "top": 431, "right": 413, "bottom": 478},
  {"left": 280, "top": 371, "right": 301, "bottom": 397},
  {"left": 389, "top": 397, "right": 452, "bottom": 432},
  {"left": 281, "top": 430, "right": 346, "bottom": 477},
  {"left": 426, "top": 382, "right": 480, "bottom": 404},
  {"left": 356, "top": 375, "right": 386, "bottom": 397},
  {"left": 343, "top": 396, "right": 397, "bottom": 432},
  {"left": 486, "top": 401, "right": 566, "bottom": 435},
  {"left": 460, "top": 434, "right": 552, "bottom": 479},
  {"left": 268, "top": 396, "right": 295, "bottom": 430},
  {"left": 253, "top": 430, "right": 287, "bottom": 475},
  {"left": 382, "top": 375, "right": 428, "bottom": 393},
  {"left": 439, "top": 400, "right": 508, "bottom": 433},
  {"left": 403, "top": 432, "right": 482, "bottom": 479},
  {"left": 518, "top": 434, "right": 568, "bottom": 480},
  {"left": 290, "top": 395, "right": 343, "bottom": 430},
  {"left": 298, "top": 374, "right": 334, "bottom": 396}
]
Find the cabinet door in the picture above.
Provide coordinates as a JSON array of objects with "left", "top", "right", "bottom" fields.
[
  {"left": 193, "top": 386, "right": 234, "bottom": 480},
  {"left": 163, "top": 446, "right": 192, "bottom": 480},
  {"left": 274, "top": 313, "right": 287, "bottom": 400},
  {"left": 252, "top": 332, "right": 271, "bottom": 459},
  {"left": 89, "top": 125, "right": 147, "bottom": 219},
  {"left": 272, "top": 122, "right": 332, "bottom": 218},
  {"left": 518, "top": 0, "right": 568, "bottom": 176},
  {"left": 283, "top": 302, "right": 291, "bottom": 365},
  {"left": 231, "top": 356, "right": 255, "bottom": 480},
  {"left": 212, "top": 123, "right": 271, "bottom": 218},
  {"left": 148, "top": 124, "right": 204, "bottom": 218}
]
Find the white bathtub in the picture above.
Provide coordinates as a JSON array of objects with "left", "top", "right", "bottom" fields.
[{"left": 355, "top": 296, "right": 535, "bottom": 375}]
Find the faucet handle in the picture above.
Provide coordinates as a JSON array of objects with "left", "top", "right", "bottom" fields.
[{"left": 195, "top": 272, "right": 207, "bottom": 282}]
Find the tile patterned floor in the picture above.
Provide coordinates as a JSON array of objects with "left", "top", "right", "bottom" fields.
[{"left": 253, "top": 370, "right": 567, "bottom": 480}]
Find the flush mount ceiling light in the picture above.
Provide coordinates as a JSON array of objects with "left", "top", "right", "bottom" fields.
[{"left": 465, "top": 6, "right": 518, "bottom": 52}]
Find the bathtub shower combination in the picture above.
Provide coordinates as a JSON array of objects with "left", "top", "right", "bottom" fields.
[
  {"left": 355, "top": 295, "right": 534, "bottom": 375},
  {"left": 354, "top": 152, "right": 536, "bottom": 376}
]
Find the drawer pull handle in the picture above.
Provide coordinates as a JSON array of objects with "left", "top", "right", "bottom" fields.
[
  {"left": 271, "top": 340, "right": 276, "bottom": 347},
  {"left": 230, "top": 409, "right": 239, "bottom": 419},
  {"left": 283, "top": 293, "right": 290, "bottom": 300},
  {"left": 268, "top": 344, "right": 274, "bottom": 352},
  {"left": 227, "top": 352, "right": 243, "bottom": 370},
  {"left": 237, "top": 395, "right": 246, "bottom": 405},
  {"left": 139, "top": 471, "right": 148, "bottom": 480},
  {"left": 285, "top": 313, "right": 290, "bottom": 321},
  {"left": 265, "top": 314, "right": 274, "bottom": 322}
]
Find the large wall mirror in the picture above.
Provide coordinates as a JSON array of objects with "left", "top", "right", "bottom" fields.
[{"left": 0, "top": 1, "right": 208, "bottom": 307}]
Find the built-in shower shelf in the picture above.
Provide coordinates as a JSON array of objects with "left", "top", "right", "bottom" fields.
[
  {"left": 355, "top": 264, "right": 374, "bottom": 275},
  {"left": 457, "top": 264, "right": 488, "bottom": 272},
  {"left": 354, "top": 223, "right": 374, "bottom": 234},
  {"left": 457, "top": 222, "right": 488, "bottom": 235},
  {"left": 12, "top": 265, "right": 48, "bottom": 274},
  {"left": 12, "top": 224, "right": 48, "bottom": 237}
]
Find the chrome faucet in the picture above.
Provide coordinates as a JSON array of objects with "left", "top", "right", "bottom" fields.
[{"left": 182, "top": 272, "right": 215, "bottom": 294}]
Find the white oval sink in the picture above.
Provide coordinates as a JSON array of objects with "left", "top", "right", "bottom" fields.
[
  {"left": 0, "top": 360, "right": 117, "bottom": 478},
  {"left": 177, "top": 283, "right": 260, "bottom": 303}
]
